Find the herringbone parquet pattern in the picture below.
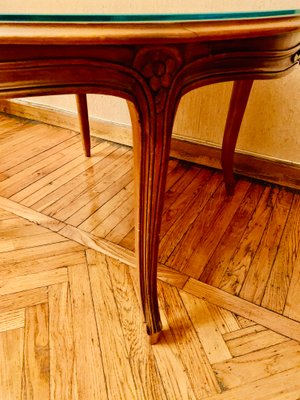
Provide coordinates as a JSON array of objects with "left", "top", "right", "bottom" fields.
[{"left": 0, "top": 113, "right": 300, "bottom": 399}]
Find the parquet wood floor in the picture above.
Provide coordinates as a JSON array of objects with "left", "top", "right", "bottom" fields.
[{"left": 0, "top": 113, "right": 300, "bottom": 399}]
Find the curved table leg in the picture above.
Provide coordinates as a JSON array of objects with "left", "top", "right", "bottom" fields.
[
  {"left": 127, "top": 100, "right": 174, "bottom": 344},
  {"left": 221, "top": 80, "right": 254, "bottom": 195},
  {"left": 76, "top": 94, "right": 91, "bottom": 157}
]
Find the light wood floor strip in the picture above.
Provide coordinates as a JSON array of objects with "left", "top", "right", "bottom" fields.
[
  {"left": 0, "top": 309, "right": 25, "bottom": 333},
  {"left": 0, "top": 288, "right": 48, "bottom": 313},
  {"left": 87, "top": 252, "right": 138, "bottom": 399},
  {"left": 0, "top": 196, "right": 65, "bottom": 232},
  {"left": 199, "top": 183, "right": 264, "bottom": 285},
  {"left": 167, "top": 179, "right": 250, "bottom": 276},
  {"left": 218, "top": 186, "right": 277, "bottom": 295},
  {"left": 21, "top": 141, "right": 109, "bottom": 209},
  {"left": 0, "top": 268, "right": 68, "bottom": 296},
  {"left": 30, "top": 141, "right": 116, "bottom": 213},
  {"left": 67, "top": 263, "right": 107, "bottom": 399},
  {"left": 158, "top": 281, "right": 221, "bottom": 397},
  {"left": 22, "top": 304, "right": 50, "bottom": 400},
  {"left": 239, "top": 188, "right": 293, "bottom": 304},
  {"left": 183, "top": 278, "right": 300, "bottom": 342},
  {"left": 206, "top": 366, "right": 300, "bottom": 400},
  {"left": 55, "top": 146, "right": 132, "bottom": 220},
  {"left": 60, "top": 224, "right": 189, "bottom": 289},
  {"left": 262, "top": 194, "right": 300, "bottom": 314},
  {"left": 101, "top": 252, "right": 168, "bottom": 400},
  {"left": 0, "top": 241, "right": 85, "bottom": 266},
  {"left": 3, "top": 135, "right": 79, "bottom": 182},
  {"left": 284, "top": 250, "right": 300, "bottom": 321},
  {"left": 1, "top": 125, "right": 76, "bottom": 176},
  {"left": 205, "top": 304, "right": 240, "bottom": 334},
  {"left": 1, "top": 114, "right": 300, "bottom": 399},
  {"left": 224, "top": 325, "right": 289, "bottom": 357},
  {"left": 48, "top": 283, "right": 76, "bottom": 400},
  {"left": 159, "top": 171, "right": 222, "bottom": 264},
  {"left": 180, "top": 291, "right": 232, "bottom": 364},
  {"left": 9, "top": 143, "right": 88, "bottom": 202},
  {"left": 212, "top": 340, "right": 300, "bottom": 390},
  {"left": 0, "top": 140, "right": 82, "bottom": 197},
  {"left": 0, "top": 328, "right": 24, "bottom": 400},
  {"left": 0, "top": 251, "right": 86, "bottom": 284}
]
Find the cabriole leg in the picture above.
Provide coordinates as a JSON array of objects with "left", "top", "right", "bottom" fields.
[
  {"left": 76, "top": 93, "right": 91, "bottom": 157},
  {"left": 222, "top": 80, "right": 254, "bottom": 194},
  {"left": 128, "top": 100, "right": 174, "bottom": 344}
]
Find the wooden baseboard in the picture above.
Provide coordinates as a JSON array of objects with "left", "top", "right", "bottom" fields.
[{"left": 0, "top": 99, "right": 299, "bottom": 191}]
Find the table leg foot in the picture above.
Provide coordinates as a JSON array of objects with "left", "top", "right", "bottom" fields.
[
  {"left": 225, "top": 181, "right": 236, "bottom": 196},
  {"left": 148, "top": 329, "right": 162, "bottom": 345}
]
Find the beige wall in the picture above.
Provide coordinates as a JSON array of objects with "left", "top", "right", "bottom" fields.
[
  {"left": 25, "top": 68, "right": 300, "bottom": 164},
  {"left": 2, "top": 0, "right": 300, "bottom": 14}
]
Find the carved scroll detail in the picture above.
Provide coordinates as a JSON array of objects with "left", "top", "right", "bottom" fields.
[{"left": 133, "top": 47, "right": 182, "bottom": 113}]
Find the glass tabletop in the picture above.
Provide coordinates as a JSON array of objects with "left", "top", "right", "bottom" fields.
[{"left": 0, "top": 0, "right": 300, "bottom": 23}]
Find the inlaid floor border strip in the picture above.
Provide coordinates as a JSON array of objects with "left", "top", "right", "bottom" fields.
[{"left": 1, "top": 194, "right": 299, "bottom": 342}]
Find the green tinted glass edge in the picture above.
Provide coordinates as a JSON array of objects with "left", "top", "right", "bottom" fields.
[{"left": 0, "top": 9, "right": 300, "bottom": 23}]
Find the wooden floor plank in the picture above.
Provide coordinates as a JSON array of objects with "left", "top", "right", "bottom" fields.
[
  {"left": 0, "top": 288, "right": 48, "bottom": 313},
  {"left": 103, "top": 250, "right": 167, "bottom": 400},
  {"left": 212, "top": 340, "right": 300, "bottom": 390},
  {"left": 0, "top": 125, "right": 51, "bottom": 172},
  {"left": 0, "top": 251, "right": 86, "bottom": 284},
  {"left": 0, "top": 140, "right": 81, "bottom": 198},
  {"left": 223, "top": 325, "right": 289, "bottom": 357},
  {"left": 87, "top": 251, "right": 138, "bottom": 400},
  {"left": 218, "top": 186, "right": 277, "bottom": 295},
  {"left": 67, "top": 263, "right": 107, "bottom": 400},
  {"left": 78, "top": 180, "right": 134, "bottom": 233},
  {"left": 206, "top": 366, "right": 300, "bottom": 400},
  {"left": 183, "top": 278, "right": 300, "bottom": 342},
  {"left": 239, "top": 188, "right": 294, "bottom": 304},
  {"left": 1, "top": 113, "right": 300, "bottom": 399},
  {"left": 22, "top": 304, "right": 50, "bottom": 400},
  {"left": 0, "top": 232, "right": 67, "bottom": 253},
  {"left": 0, "top": 241, "right": 84, "bottom": 266},
  {"left": 3, "top": 135, "right": 79, "bottom": 180},
  {"left": 180, "top": 292, "right": 232, "bottom": 364},
  {"left": 0, "top": 328, "right": 24, "bottom": 400},
  {"left": 22, "top": 141, "right": 110, "bottom": 209},
  {"left": 205, "top": 304, "right": 241, "bottom": 334},
  {"left": 48, "top": 283, "right": 76, "bottom": 400},
  {"left": 30, "top": 141, "right": 117, "bottom": 213},
  {"left": 0, "top": 268, "right": 68, "bottom": 296},
  {"left": 1, "top": 125, "right": 76, "bottom": 176},
  {"left": 158, "top": 281, "right": 221, "bottom": 398},
  {"left": 0, "top": 223, "right": 51, "bottom": 239},
  {"left": 199, "top": 183, "right": 264, "bottom": 285},
  {"left": 0, "top": 197, "right": 66, "bottom": 232},
  {"left": 261, "top": 194, "right": 300, "bottom": 314},
  {"left": 64, "top": 156, "right": 134, "bottom": 226},
  {"left": 9, "top": 143, "right": 86, "bottom": 202},
  {"left": 284, "top": 250, "right": 300, "bottom": 321},
  {"left": 159, "top": 171, "right": 222, "bottom": 264},
  {"left": 92, "top": 193, "right": 134, "bottom": 238},
  {"left": 54, "top": 145, "right": 131, "bottom": 217},
  {"left": 105, "top": 209, "right": 134, "bottom": 244},
  {"left": 159, "top": 166, "right": 210, "bottom": 239},
  {"left": 175, "top": 179, "right": 251, "bottom": 277},
  {"left": 0, "top": 309, "right": 25, "bottom": 333}
]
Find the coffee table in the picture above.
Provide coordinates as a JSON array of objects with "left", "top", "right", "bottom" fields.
[{"left": 0, "top": 2, "right": 299, "bottom": 342}]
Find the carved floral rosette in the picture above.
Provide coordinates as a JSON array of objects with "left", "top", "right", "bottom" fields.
[{"left": 133, "top": 47, "right": 182, "bottom": 113}]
